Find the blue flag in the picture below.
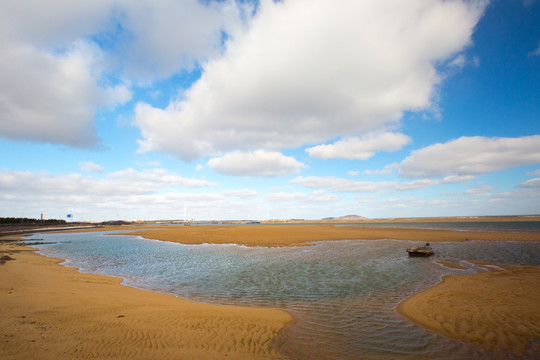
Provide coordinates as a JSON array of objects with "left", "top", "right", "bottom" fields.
[{"left": 67, "top": 214, "right": 72, "bottom": 218}]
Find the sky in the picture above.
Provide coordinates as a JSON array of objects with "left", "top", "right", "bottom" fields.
[{"left": 0, "top": 0, "right": 539, "bottom": 222}]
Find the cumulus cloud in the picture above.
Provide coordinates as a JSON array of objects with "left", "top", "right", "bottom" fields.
[
  {"left": 290, "top": 176, "right": 398, "bottom": 193},
  {"left": 110, "top": 0, "right": 247, "bottom": 80},
  {"left": 134, "top": 0, "right": 486, "bottom": 160},
  {"left": 364, "top": 163, "right": 399, "bottom": 176},
  {"left": 306, "top": 132, "right": 411, "bottom": 160},
  {"left": 0, "top": 168, "right": 217, "bottom": 198},
  {"left": 79, "top": 161, "right": 104, "bottom": 173},
  {"left": 207, "top": 150, "right": 306, "bottom": 177},
  {"left": 464, "top": 185, "right": 495, "bottom": 196},
  {"left": 518, "top": 178, "right": 540, "bottom": 188},
  {"left": 267, "top": 190, "right": 339, "bottom": 203},
  {"left": 0, "top": 169, "right": 241, "bottom": 221},
  {"left": 0, "top": 40, "right": 131, "bottom": 146},
  {"left": 0, "top": 0, "right": 243, "bottom": 147},
  {"left": 399, "top": 135, "right": 540, "bottom": 178},
  {"left": 222, "top": 189, "right": 258, "bottom": 198},
  {"left": 108, "top": 168, "right": 219, "bottom": 188},
  {"left": 291, "top": 174, "right": 474, "bottom": 193},
  {"left": 396, "top": 175, "right": 475, "bottom": 191}
]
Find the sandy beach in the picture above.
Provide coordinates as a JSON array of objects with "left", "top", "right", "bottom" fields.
[
  {"left": 397, "top": 264, "right": 540, "bottom": 357},
  {"left": 0, "top": 242, "right": 291, "bottom": 360},
  {"left": 2, "top": 222, "right": 540, "bottom": 359}
]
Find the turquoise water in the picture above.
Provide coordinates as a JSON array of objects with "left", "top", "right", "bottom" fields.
[{"left": 31, "top": 230, "right": 540, "bottom": 360}]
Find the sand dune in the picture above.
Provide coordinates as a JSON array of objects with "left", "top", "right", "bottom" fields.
[
  {"left": 0, "top": 244, "right": 291, "bottom": 360},
  {"left": 121, "top": 224, "right": 540, "bottom": 247},
  {"left": 398, "top": 265, "right": 540, "bottom": 356}
]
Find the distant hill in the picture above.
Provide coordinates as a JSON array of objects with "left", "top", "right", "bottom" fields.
[{"left": 322, "top": 215, "right": 368, "bottom": 221}]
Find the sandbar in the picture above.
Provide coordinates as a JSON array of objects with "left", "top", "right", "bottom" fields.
[
  {"left": 0, "top": 243, "right": 291, "bottom": 360},
  {"left": 397, "top": 265, "right": 540, "bottom": 356},
  {"left": 117, "top": 224, "right": 540, "bottom": 247}
]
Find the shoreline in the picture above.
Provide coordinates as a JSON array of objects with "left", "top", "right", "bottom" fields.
[{"left": 0, "top": 243, "right": 292, "bottom": 360}]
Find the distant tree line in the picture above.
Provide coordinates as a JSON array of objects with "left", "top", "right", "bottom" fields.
[{"left": 0, "top": 217, "right": 67, "bottom": 225}]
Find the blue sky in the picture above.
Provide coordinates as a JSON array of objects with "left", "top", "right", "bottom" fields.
[{"left": 1, "top": 0, "right": 539, "bottom": 222}]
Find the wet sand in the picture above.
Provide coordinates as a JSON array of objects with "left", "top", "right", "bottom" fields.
[
  {"left": 397, "top": 264, "right": 540, "bottom": 356},
  {"left": 121, "top": 224, "right": 540, "bottom": 247},
  {"left": 0, "top": 243, "right": 291, "bottom": 360}
]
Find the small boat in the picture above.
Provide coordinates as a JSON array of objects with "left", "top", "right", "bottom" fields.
[{"left": 406, "top": 243, "right": 433, "bottom": 257}]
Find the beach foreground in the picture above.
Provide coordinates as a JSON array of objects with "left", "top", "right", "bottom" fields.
[
  {"left": 0, "top": 243, "right": 291, "bottom": 360},
  {"left": 398, "top": 264, "right": 540, "bottom": 357}
]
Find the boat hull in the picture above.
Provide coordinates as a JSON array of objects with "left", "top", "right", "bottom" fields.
[
  {"left": 406, "top": 246, "right": 433, "bottom": 257},
  {"left": 407, "top": 250, "right": 433, "bottom": 257}
]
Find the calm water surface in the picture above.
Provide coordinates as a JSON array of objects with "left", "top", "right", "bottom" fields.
[{"left": 31, "top": 228, "right": 540, "bottom": 360}]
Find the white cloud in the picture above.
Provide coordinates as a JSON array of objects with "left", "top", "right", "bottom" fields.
[
  {"left": 348, "top": 171, "right": 360, "bottom": 177},
  {"left": 0, "top": 168, "right": 217, "bottom": 199},
  {"left": 207, "top": 150, "right": 306, "bottom": 177},
  {"left": 0, "top": 40, "right": 131, "bottom": 146},
  {"left": 0, "top": 168, "right": 223, "bottom": 220},
  {"left": 134, "top": 0, "right": 486, "bottom": 160},
  {"left": 222, "top": 189, "right": 258, "bottom": 198},
  {"left": 306, "top": 132, "right": 411, "bottom": 160},
  {"left": 267, "top": 190, "right": 339, "bottom": 203},
  {"left": 291, "top": 174, "right": 474, "bottom": 193},
  {"left": 399, "top": 135, "right": 540, "bottom": 178},
  {"left": 396, "top": 175, "right": 475, "bottom": 191},
  {"left": 0, "top": 0, "right": 244, "bottom": 147},
  {"left": 79, "top": 161, "right": 104, "bottom": 173},
  {"left": 518, "top": 177, "right": 540, "bottom": 188},
  {"left": 1, "top": 0, "right": 246, "bottom": 80},
  {"left": 107, "top": 0, "right": 248, "bottom": 80},
  {"left": 529, "top": 41, "right": 540, "bottom": 56},
  {"left": 364, "top": 163, "right": 399, "bottom": 176},
  {"left": 291, "top": 176, "right": 398, "bottom": 193},
  {"left": 448, "top": 54, "right": 467, "bottom": 69},
  {"left": 108, "top": 168, "right": 219, "bottom": 188},
  {"left": 464, "top": 185, "right": 495, "bottom": 196}
]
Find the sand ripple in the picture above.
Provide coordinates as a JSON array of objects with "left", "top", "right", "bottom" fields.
[
  {"left": 0, "top": 245, "right": 291, "bottom": 360},
  {"left": 398, "top": 265, "right": 540, "bottom": 358}
]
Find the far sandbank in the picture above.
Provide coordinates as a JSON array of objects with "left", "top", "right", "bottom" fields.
[{"left": 117, "top": 224, "right": 540, "bottom": 247}]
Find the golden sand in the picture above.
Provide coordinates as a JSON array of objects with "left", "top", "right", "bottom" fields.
[
  {"left": 0, "top": 243, "right": 291, "bottom": 360},
  {"left": 119, "top": 224, "right": 540, "bottom": 247},
  {"left": 397, "top": 265, "right": 540, "bottom": 355}
]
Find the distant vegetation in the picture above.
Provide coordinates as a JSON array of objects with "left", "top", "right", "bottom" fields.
[{"left": 0, "top": 217, "right": 67, "bottom": 225}]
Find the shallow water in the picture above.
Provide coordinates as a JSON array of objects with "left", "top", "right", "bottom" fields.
[{"left": 32, "top": 231, "right": 540, "bottom": 360}]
